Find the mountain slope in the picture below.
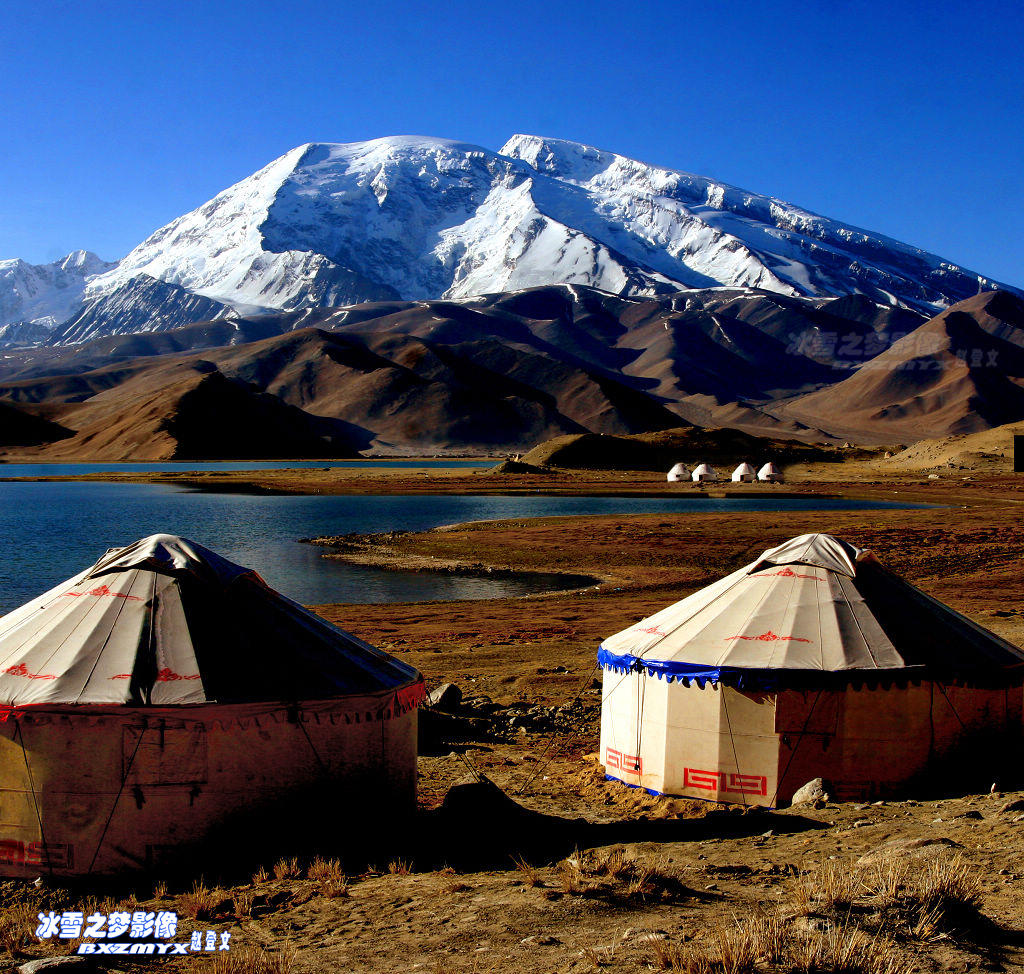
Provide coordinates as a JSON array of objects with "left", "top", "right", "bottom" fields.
[
  {"left": 46, "top": 134, "right": 1015, "bottom": 347},
  {"left": 777, "top": 291, "right": 1024, "bottom": 441},
  {"left": 0, "top": 251, "right": 115, "bottom": 332},
  {"left": 0, "top": 284, "right": 936, "bottom": 456},
  {"left": 0, "top": 400, "right": 73, "bottom": 447},
  {"left": 0, "top": 315, "right": 690, "bottom": 456},
  {"left": 503, "top": 136, "right": 1002, "bottom": 310},
  {"left": 7, "top": 367, "right": 367, "bottom": 462}
]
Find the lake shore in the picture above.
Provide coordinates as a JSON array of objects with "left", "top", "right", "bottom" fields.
[
  {"left": 8, "top": 476, "right": 1024, "bottom": 973},
  {"left": 4, "top": 458, "right": 1023, "bottom": 505}
]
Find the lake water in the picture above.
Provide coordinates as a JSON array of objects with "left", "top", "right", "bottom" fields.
[{"left": 0, "top": 481, "right": 935, "bottom": 613}]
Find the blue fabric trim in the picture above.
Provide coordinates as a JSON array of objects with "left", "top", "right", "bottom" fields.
[{"left": 596, "top": 646, "right": 957, "bottom": 691}]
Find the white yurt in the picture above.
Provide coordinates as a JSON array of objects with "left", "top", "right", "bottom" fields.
[
  {"left": 758, "top": 462, "right": 783, "bottom": 483},
  {"left": 691, "top": 463, "right": 718, "bottom": 483},
  {"left": 667, "top": 463, "right": 691, "bottom": 483},
  {"left": 0, "top": 535, "right": 425, "bottom": 877},
  {"left": 731, "top": 462, "right": 756, "bottom": 483},
  {"left": 599, "top": 534, "right": 1024, "bottom": 806}
]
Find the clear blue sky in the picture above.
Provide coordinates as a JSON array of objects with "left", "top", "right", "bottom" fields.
[{"left": 3, "top": 0, "right": 1021, "bottom": 286}]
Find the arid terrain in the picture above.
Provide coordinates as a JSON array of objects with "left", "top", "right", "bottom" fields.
[{"left": 2, "top": 462, "right": 1024, "bottom": 973}]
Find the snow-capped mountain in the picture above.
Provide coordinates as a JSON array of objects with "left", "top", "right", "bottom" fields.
[
  {"left": 0, "top": 251, "right": 115, "bottom": 335},
  {"left": 3, "top": 136, "right": 1019, "bottom": 346}
]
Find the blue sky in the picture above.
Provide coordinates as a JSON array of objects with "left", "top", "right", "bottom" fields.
[{"left": 3, "top": 0, "right": 1021, "bottom": 286}]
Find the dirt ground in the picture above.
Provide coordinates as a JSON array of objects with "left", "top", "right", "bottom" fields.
[{"left": 3, "top": 472, "right": 1024, "bottom": 973}]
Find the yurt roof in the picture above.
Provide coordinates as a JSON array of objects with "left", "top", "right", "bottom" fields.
[
  {"left": 0, "top": 535, "right": 424, "bottom": 708},
  {"left": 668, "top": 463, "right": 690, "bottom": 474},
  {"left": 758, "top": 462, "right": 780, "bottom": 474},
  {"left": 732, "top": 462, "right": 756, "bottom": 476},
  {"left": 599, "top": 533, "right": 1024, "bottom": 689},
  {"left": 692, "top": 463, "right": 715, "bottom": 474}
]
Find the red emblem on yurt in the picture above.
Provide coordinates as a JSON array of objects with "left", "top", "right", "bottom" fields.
[{"left": 726, "top": 630, "right": 811, "bottom": 643}]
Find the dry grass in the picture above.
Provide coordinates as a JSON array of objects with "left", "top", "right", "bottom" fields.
[
  {"left": 203, "top": 945, "right": 296, "bottom": 974},
  {"left": 597, "top": 846, "right": 630, "bottom": 880},
  {"left": 789, "top": 922, "right": 911, "bottom": 974},
  {"left": 791, "top": 860, "right": 864, "bottom": 915},
  {"left": 152, "top": 880, "right": 168, "bottom": 899},
  {"left": 788, "top": 853, "right": 986, "bottom": 941},
  {"left": 648, "top": 912, "right": 912, "bottom": 974},
  {"left": 512, "top": 854, "right": 544, "bottom": 887},
  {"left": 556, "top": 855, "right": 584, "bottom": 894},
  {"left": 307, "top": 857, "right": 349, "bottom": 899},
  {"left": 180, "top": 879, "right": 220, "bottom": 920},
  {"left": 864, "top": 858, "right": 909, "bottom": 907},
  {"left": 233, "top": 889, "right": 256, "bottom": 920},
  {"left": 387, "top": 858, "right": 412, "bottom": 875},
  {"left": 578, "top": 942, "right": 615, "bottom": 968},
  {"left": 549, "top": 849, "right": 687, "bottom": 903},
  {"left": 272, "top": 857, "right": 300, "bottom": 881},
  {"left": 252, "top": 865, "right": 269, "bottom": 885},
  {"left": 710, "top": 925, "right": 757, "bottom": 974},
  {"left": 0, "top": 902, "right": 37, "bottom": 958},
  {"left": 908, "top": 854, "right": 984, "bottom": 937}
]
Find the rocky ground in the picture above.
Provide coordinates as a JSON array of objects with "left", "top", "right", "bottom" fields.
[{"left": 3, "top": 475, "right": 1024, "bottom": 973}]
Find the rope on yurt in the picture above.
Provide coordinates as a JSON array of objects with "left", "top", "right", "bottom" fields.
[
  {"left": 634, "top": 667, "right": 647, "bottom": 783},
  {"left": 294, "top": 714, "right": 330, "bottom": 775},
  {"left": 719, "top": 689, "right": 749, "bottom": 809},
  {"left": 455, "top": 749, "right": 483, "bottom": 783},
  {"left": 15, "top": 720, "right": 54, "bottom": 879},
  {"left": 86, "top": 726, "right": 147, "bottom": 875},
  {"left": 516, "top": 661, "right": 600, "bottom": 798},
  {"left": 935, "top": 682, "right": 968, "bottom": 731},
  {"left": 768, "top": 689, "right": 823, "bottom": 809}
]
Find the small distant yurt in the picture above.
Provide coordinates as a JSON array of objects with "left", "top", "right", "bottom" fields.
[
  {"left": 667, "top": 463, "right": 691, "bottom": 482},
  {"left": 758, "top": 462, "right": 783, "bottom": 483},
  {"left": 691, "top": 463, "right": 718, "bottom": 483},
  {"left": 731, "top": 462, "right": 756, "bottom": 482},
  {"left": 0, "top": 535, "right": 425, "bottom": 876},
  {"left": 599, "top": 533, "right": 1024, "bottom": 806}
]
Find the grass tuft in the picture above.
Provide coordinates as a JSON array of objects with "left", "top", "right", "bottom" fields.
[
  {"left": 180, "top": 879, "right": 220, "bottom": 920},
  {"left": 272, "top": 857, "right": 300, "bottom": 881},
  {"left": 512, "top": 854, "right": 544, "bottom": 887}
]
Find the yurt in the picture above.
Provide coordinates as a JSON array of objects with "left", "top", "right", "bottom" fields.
[
  {"left": 758, "top": 462, "right": 783, "bottom": 483},
  {"left": 691, "top": 463, "right": 718, "bottom": 483},
  {"left": 667, "top": 463, "right": 691, "bottom": 483},
  {"left": 731, "top": 462, "right": 756, "bottom": 483},
  {"left": 599, "top": 533, "right": 1024, "bottom": 806},
  {"left": 0, "top": 535, "right": 425, "bottom": 877}
]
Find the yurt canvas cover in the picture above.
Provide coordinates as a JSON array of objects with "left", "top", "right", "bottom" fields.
[
  {"left": 691, "top": 464, "right": 718, "bottom": 482},
  {"left": 599, "top": 534, "right": 1024, "bottom": 806},
  {"left": 667, "top": 463, "right": 690, "bottom": 482},
  {"left": 758, "top": 462, "right": 782, "bottom": 482},
  {"left": 731, "top": 463, "right": 756, "bottom": 482},
  {"left": 0, "top": 535, "right": 425, "bottom": 876}
]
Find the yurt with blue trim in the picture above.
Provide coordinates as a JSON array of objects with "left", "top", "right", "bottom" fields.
[
  {"left": 0, "top": 535, "right": 425, "bottom": 876},
  {"left": 598, "top": 534, "right": 1024, "bottom": 806}
]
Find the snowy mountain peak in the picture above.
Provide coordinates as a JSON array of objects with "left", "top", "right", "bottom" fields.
[
  {"left": 54, "top": 250, "right": 110, "bottom": 275},
  {"left": 0, "top": 251, "right": 115, "bottom": 334},
  {"left": 3, "top": 134, "right": 1019, "bottom": 347}
]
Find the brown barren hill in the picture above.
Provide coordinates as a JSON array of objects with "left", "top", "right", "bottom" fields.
[
  {"left": 778, "top": 291, "right": 1024, "bottom": 442},
  {"left": 25, "top": 368, "right": 364, "bottom": 461},
  {"left": 0, "top": 325, "right": 687, "bottom": 459},
  {"left": 521, "top": 427, "right": 834, "bottom": 471},
  {"left": 0, "top": 399, "right": 74, "bottom": 448}
]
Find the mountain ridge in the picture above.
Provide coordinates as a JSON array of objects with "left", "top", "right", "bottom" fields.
[{"left": 2, "top": 135, "right": 1018, "bottom": 346}]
